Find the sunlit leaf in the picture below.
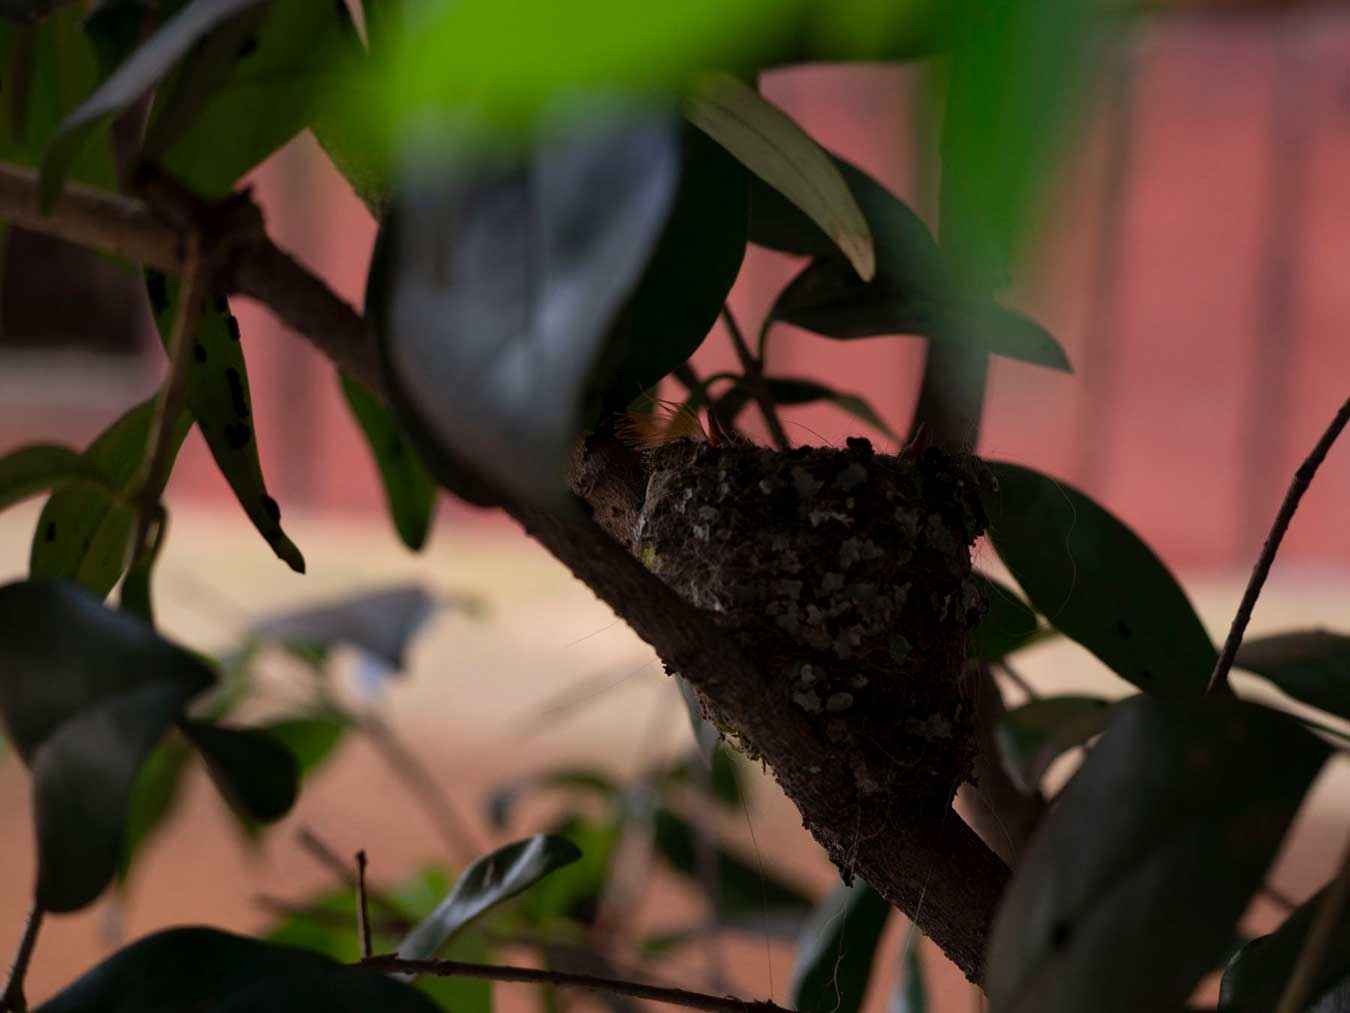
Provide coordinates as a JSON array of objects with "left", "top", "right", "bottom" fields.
[
  {"left": 986, "top": 697, "right": 1327, "bottom": 1013},
  {"left": 790, "top": 882, "right": 890, "bottom": 1013},
  {"left": 983, "top": 462, "right": 1217, "bottom": 696},
  {"left": 995, "top": 696, "right": 1113, "bottom": 794}
]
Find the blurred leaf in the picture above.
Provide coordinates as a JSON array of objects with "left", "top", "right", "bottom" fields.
[
  {"left": 653, "top": 806, "right": 814, "bottom": 919},
  {"left": 715, "top": 376, "right": 898, "bottom": 442},
  {"left": 398, "top": 835, "right": 584, "bottom": 961},
  {"left": 585, "top": 126, "right": 748, "bottom": 422},
  {"left": 375, "top": 109, "right": 680, "bottom": 505},
  {"left": 341, "top": 373, "right": 437, "bottom": 551},
  {"left": 35, "top": 927, "right": 440, "bottom": 1012},
  {"left": 30, "top": 397, "right": 191, "bottom": 599},
  {"left": 261, "top": 717, "right": 348, "bottom": 778},
  {"left": 971, "top": 574, "right": 1053, "bottom": 662},
  {"left": 119, "top": 506, "right": 168, "bottom": 624},
  {"left": 1237, "top": 631, "right": 1350, "bottom": 722},
  {"left": 515, "top": 817, "right": 619, "bottom": 928},
  {"left": 790, "top": 882, "right": 890, "bottom": 1013},
  {"left": 892, "top": 930, "right": 927, "bottom": 1013},
  {"left": 151, "top": 0, "right": 360, "bottom": 197},
  {"left": 253, "top": 584, "right": 437, "bottom": 673},
  {"left": 39, "top": 0, "right": 265, "bottom": 205},
  {"left": 986, "top": 697, "right": 1327, "bottom": 1013},
  {"left": 0, "top": 443, "right": 112, "bottom": 510},
  {"left": 118, "top": 731, "right": 194, "bottom": 884},
  {"left": 146, "top": 277, "right": 304, "bottom": 573},
  {"left": 0, "top": 0, "right": 64, "bottom": 22},
  {"left": 676, "top": 676, "right": 720, "bottom": 767},
  {"left": 983, "top": 462, "right": 1218, "bottom": 696},
  {"left": 660, "top": 748, "right": 745, "bottom": 809},
  {"left": 182, "top": 720, "right": 299, "bottom": 824},
  {"left": 995, "top": 696, "right": 1113, "bottom": 795},
  {"left": 687, "top": 72, "right": 872, "bottom": 280},
  {"left": 1220, "top": 886, "right": 1350, "bottom": 1011},
  {"left": 802, "top": 0, "right": 950, "bottom": 62},
  {"left": 487, "top": 768, "right": 619, "bottom": 831}
]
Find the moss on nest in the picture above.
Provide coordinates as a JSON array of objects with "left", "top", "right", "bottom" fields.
[{"left": 636, "top": 437, "right": 989, "bottom": 801}]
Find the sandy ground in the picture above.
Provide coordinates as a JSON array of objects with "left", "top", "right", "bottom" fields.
[{"left": 0, "top": 502, "right": 1348, "bottom": 1010}]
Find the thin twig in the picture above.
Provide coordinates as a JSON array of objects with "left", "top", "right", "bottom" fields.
[
  {"left": 1207, "top": 396, "right": 1350, "bottom": 695},
  {"left": 0, "top": 905, "right": 44, "bottom": 1013},
  {"left": 1275, "top": 832, "right": 1350, "bottom": 1013},
  {"left": 296, "top": 827, "right": 415, "bottom": 925},
  {"left": 356, "top": 850, "right": 373, "bottom": 960},
  {"left": 358, "top": 711, "right": 483, "bottom": 865},
  {"left": 721, "top": 306, "right": 789, "bottom": 451},
  {"left": 359, "top": 954, "right": 791, "bottom": 1013}
]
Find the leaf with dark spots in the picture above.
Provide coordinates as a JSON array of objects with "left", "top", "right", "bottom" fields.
[
  {"left": 146, "top": 270, "right": 170, "bottom": 314},
  {"left": 146, "top": 279, "right": 303, "bottom": 573},
  {"left": 30, "top": 398, "right": 191, "bottom": 598},
  {"left": 0, "top": 443, "right": 114, "bottom": 513},
  {"left": 225, "top": 314, "right": 241, "bottom": 340},
  {"left": 192, "top": 342, "right": 208, "bottom": 362},
  {"left": 986, "top": 696, "right": 1327, "bottom": 1013},
  {"left": 982, "top": 462, "right": 1217, "bottom": 697}
]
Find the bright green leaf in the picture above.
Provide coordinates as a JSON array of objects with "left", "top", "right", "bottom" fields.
[
  {"left": 983, "top": 462, "right": 1218, "bottom": 696},
  {"left": 260, "top": 717, "right": 348, "bottom": 779},
  {"left": 0, "top": 443, "right": 112, "bottom": 511},
  {"left": 995, "top": 696, "right": 1114, "bottom": 795},
  {"left": 790, "top": 882, "right": 891, "bottom": 1013}
]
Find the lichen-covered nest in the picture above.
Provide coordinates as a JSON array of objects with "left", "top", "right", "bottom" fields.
[{"left": 636, "top": 437, "right": 989, "bottom": 802}]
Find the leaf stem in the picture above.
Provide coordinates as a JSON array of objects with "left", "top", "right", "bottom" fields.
[
  {"left": 721, "top": 306, "right": 789, "bottom": 451},
  {"left": 355, "top": 850, "right": 373, "bottom": 960},
  {"left": 1207, "top": 395, "right": 1350, "bottom": 695},
  {"left": 359, "top": 953, "right": 791, "bottom": 1013},
  {"left": 0, "top": 904, "right": 44, "bottom": 1013},
  {"left": 1275, "top": 832, "right": 1350, "bottom": 1013}
]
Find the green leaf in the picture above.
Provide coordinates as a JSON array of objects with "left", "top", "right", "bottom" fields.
[
  {"left": 30, "top": 397, "right": 191, "bottom": 598},
  {"left": 1237, "top": 631, "right": 1350, "bottom": 722},
  {"left": 985, "top": 696, "right": 1328, "bottom": 1013},
  {"left": 119, "top": 506, "right": 168, "bottom": 624},
  {"left": 715, "top": 376, "right": 898, "bottom": 442},
  {"left": 39, "top": 0, "right": 265, "bottom": 205},
  {"left": 983, "top": 462, "right": 1218, "bottom": 696},
  {"left": 145, "top": 276, "right": 304, "bottom": 573},
  {"left": 118, "top": 731, "right": 194, "bottom": 884},
  {"left": 397, "top": 834, "right": 584, "bottom": 961},
  {"left": 790, "top": 882, "right": 891, "bottom": 1013},
  {"left": 0, "top": 443, "right": 112, "bottom": 510},
  {"left": 892, "top": 930, "right": 928, "bottom": 1013},
  {"left": 376, "top": 109, "right": 680, "bottom": 505},
  {"left": 252, "top": 583, "right": 436, "bottom": 673},
  {"left": 653, "top": 806, "right": 814, "bottom": 920},
  {"left": 340, "top": 374, "right": 437, "bottom": 551},
  {"left": 260, "top": 717, "right": 347, "bottom": 779},
  {"left": 995, "top": 696, "right": 1113, "bottom": 794},
  {"left": 1220, "top": 885, "right": 1350, "bottom": 1011},
  {"left": 182, "top": 720, "right": 299, "bottom": 824},
  {"left": 687, "top": 72, "right": 872, "bottom": 280},
  {"left": 35, "top": 927, "right": 440, "bottom": 1012},
  {"left": 150, "top": 0, "right": 359, "bottom": 197},
  {"left": 585, "top": 125, "right": 749, "bottom": 422},
  {"left": 971, "top": 574, "right": 1053, "bottom": 661}
]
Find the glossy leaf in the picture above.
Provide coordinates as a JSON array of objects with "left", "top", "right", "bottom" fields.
[
  {"left": 995, "top": 696, "right": 1113, "bottom": 794},
  {"left": 714, "top": 376, "right": 898, "bottom": 442},
  {"left": 376, "top": 108, "right": 680, "bottom": 504},
  {"left": 0, "top": 443, "right": 111, "bottom": 511},
  {"left": 398, "top": 834, "right": 584, "bottom": 961},
  {"left": 971, "top": 574, "right": 1052, "bottom": 662},
  {"left": 986, "top": 696, "right": 1328, "bottom": 1013},
  {"left": 790, "top": 882, "right": 891, "bottom": 1013},
  {"left": 687, "top": 72, "right": 873, "bottom": 280},
  {"left": 252, "top": 584, "right": 437, "bottom": 673},
  {"left": 182, "top": 721, "right": 299, "bottom": 824},
  {"left": 1220, "top": 885, "right": 1350, "bottom": 1011},
  {"left": 892, "top": 930, "right": 928, "bottom": 1013},
  {"left": 1237, "top": 631, "right": 1350, "bottom": 722},
  {"left": 983, "top": 462, "right": 1218, "bottom": 696},
  {"left": 341, "top": 373, "right": 437, "bottom": 551},
  {"left": 36, "top": 927, "right": 438, "bottom": 1012},
  {"left": 39, "top": 0, "right": 265, "bottom": 205}
]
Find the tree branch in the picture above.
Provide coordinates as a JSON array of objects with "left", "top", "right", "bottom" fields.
[{"left": 360, "top": 953, "right": 791, "bottom": 1013}]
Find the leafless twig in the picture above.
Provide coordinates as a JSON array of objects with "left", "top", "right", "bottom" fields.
[{"left": 356, "top": 850, "right": 373, "bottom": 959}]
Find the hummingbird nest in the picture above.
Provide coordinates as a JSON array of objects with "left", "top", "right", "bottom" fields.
[{"left": 635, "top": 437, "right": 989, "bottom": 802}]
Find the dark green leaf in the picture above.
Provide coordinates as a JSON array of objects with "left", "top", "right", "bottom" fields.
[
  {"left": 30, "top": 398, "right": 191, "bottom": 601},
  {"left": 0, "top": 443, "right": 111, "bottom": 510},
  {"left": 118, "top": 731, "right": 193, "bottom": 884},
  {"left": 341, "top": 373, "right": 437, "bottom": 551},
  {"left": 995, "top": 696, "right": 1113, "bottom": 794},
  {"left": 986, "top": 696, "right": 1328, "bottom": 1013},
  {"left": 1237, "top": 631, "right": 1350, "bottom": 723},
  {"left": 119, "top": 506, "right": 168, "bottom": 624},
  {"left": 182, "top": 720, "right": 299, "bottom": 824},
  {"left": 375, "top": 109, "right": 680, "bottom": 505},
  {"left": 983, "top": 462, "right": 1218, "bottom": 696},
  {"left": 398, "top": 834, "right": 584, "bottom": 960},
  {"left": 515, "top": 817, "right": 620, "bottom": 928},
  {"left": 892, "top": 930, "right": 927, "bottom": 1013},
  {"left": 715, "top": 376, "right": 898, "bottom": 442},
  {"left": 252, "top": 583, "right": 436, "bottom": 672},
  {"left": 0, "top": 0, "right": 65, "bottom": 23},
  {"left": 687, "top": 72, "right": 872, "bottom": 280},
  {"left": 260, "top": 717, "right": 347, "bottom": 778},
  {"left": 971, "top": 574, "right": 1052, "bottom": 662},
  {"left": 146, "top": 280, "right": 304, "bottom": 573},
  {"left": 790, "top": 882, "right": 891, "bottom": 1013},
  {"left": 487, "top": 768, "right": 619, "bottom": 830},
  {"left": 35, "top": 927, "right": 438, "bottom": 1012},
  {"left": 1220, "top": 886, "right": 1350, "bottom": 1011},
  {"left": 653, "top": 806, "right": 814, "bottom": 919},
  {"left": 39, "top": 0, "right": 264, "bottom": 205}
]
